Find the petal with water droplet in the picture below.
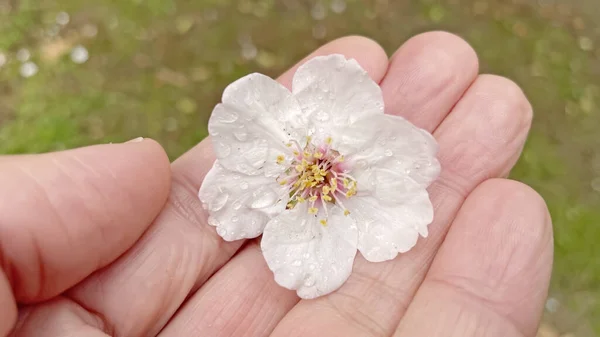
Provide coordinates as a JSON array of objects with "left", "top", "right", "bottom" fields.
[
  {"left": 199, "top": 161, "right": 289, "bottom": 241},
  {"left": 261, "top": 204, "right": 358, "bottom": 299}
]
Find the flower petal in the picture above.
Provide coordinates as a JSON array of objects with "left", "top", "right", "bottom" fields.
[
  {"left": 291, "top": 54, "right": 384, "bottom": 143},
  {"left": 345, "top": 189, "right": 434, "bottom": 263},
  {"left": 199, "top": 161, "right": 289, "bottom": 241},
  {"left": 209, "top": 73, "right": 307, "bottom": 176},
  {"left": 337, "top": 113, "right": 440, "bottom": 188},
  {"left": 261, "top": 204, "right": 358, "bottom": 299}
]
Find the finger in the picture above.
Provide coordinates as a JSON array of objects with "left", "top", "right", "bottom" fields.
[
  {"left": 271, "top": 73, "right": 533, "bottom": 336},
  {"left": 0, "top": 139, "right": 170, "bottom": 335},
  {"left": 394, "top": 179, "right": 553, "bottom": 337},
  {"left": 381, "top": 31, "right": 479, "bottom": 132},
  {"left": 68, "top": 36, "right": 389, "bottom": 337}
]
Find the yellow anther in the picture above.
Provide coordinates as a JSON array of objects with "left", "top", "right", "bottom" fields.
[
  {"left": 287, "top": 202, "right": 293, "bottom": 209},
  {"left": 320, "top": 170, "right": 327, "bottom": 176},
  {"left": 325, "top": 137, "right": 332, "bottom": 145},
  {"left": 344, "top": 209, "right": 351, "bottom": 216},
  {"left": 306, "top": 136, "right": 312, "bottom": 143},
  {"left": 311, "top": 164, "right": 320, "bottom": 172},
  {"left": 303, "top": 150, "right": 312, "bottom": 158},
  {"left": 314, "top": 152, "right": 323, "bottom": 159},
  {"left": 343, "top": 178, "right": 349, "bottom": 188},
  {"left": 295, "top": 165, "right": 303, "bottom": 172},
  {"left": 311, "top": 181, "right": 318, "bottom": 187},
  {"left": 309, "top": 195, "right": 318, "bottom": 202},
  {"left": 279, "top": 179, "right": 288, "bottom": 186},
  {"left": 345, "top": 189, "right": 357, "bottom": 198},
  {"left": 322, "top": 186, "right": 331, "bottom": 195},
  {"left": 297, "top": 196, "right": 306, "bottom": 203},
  {"left": 308, "top": 207, "right": 318, "bottom": 215},
  {"left": 302, "top": 159, "right": 309, "bottom": 167},
  {"left": 276, "top": 155, "right": 285, "bottom": 164},
  {"left": 293, "top": 150, "right": 299, "bottom": 156},
  {"left": 286, "top": 143, "right": 292, "bottom": 147},
  {"left": 293, "top": 181, "right": 301, "bottom": 188},
  {"left": 323, "top": 195, "right": 332, "bottom": 202},
  {"left": 337, "top": 155, "right": 345, "bottom": 162},
  {"left": 320, "top": 219, "right": 328, "bottom": 226},
  {"left": 314, "top": 176, "right": 324, "bottom": 182}
]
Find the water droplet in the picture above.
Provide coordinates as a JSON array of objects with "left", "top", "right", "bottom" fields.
[
  {"left": 303, "top": 275, "right": 316, "bottom": 287},
  {"left": 211, "top": 193, "right": 229, "bottom": 211},
  {"left": 251, "top": 219, "right": 257, "bottom": 225},
  {"left": 232, "top": 201, "right": 242, "bottom": 210},
  {"left": 303, "top": 252, "right": 311, "bottom": 259},
  {"left": 20, "top": 62, "right": 38, "bottom": 78},
  {"left": 240, "top": 231, "right": 247, "bottom": 237},
  {"left": 214, "top": 141, "right": 231, "bottom": 158},
  {"left": 299, "top": 219, "right": 307, "bottom": 227},
  {"left": 70, "top": 45, "right": 89, "bottom": 64},
  {"left": 414, "top": 163, "right": 422, "bottom": 169},
  {"left": 217, "top": 110, "right": 238, "bottom": 123},
  {"left": 240, "top": 181, "right": 249, "bottom": 190},
  {"left": 384, "top": 149, "right": 393, "bottom": 157},
  {"left": 231, "top": 216, "right": 239, "bottom": 223},
  {"left": 250, "top": 187, "right": 278, "bottom": 208},
  {"left": 292, "top": 259, "right": 302, "bottom": 266},
  {"left": 405, "top": 168, "right": 412, "bottom": 174},
  {"left": 308, "top": 263, "right": 317, "bottom": 271},
  {"left": 216, "top": 227, "right": 226, "bottom": 236},
  {"left": 315, "top": 111, "right": 330, "bottom": 121},
  {"left": 208, "top": 216, "right": 220, "bottom": 227},
  {"left": 234, "top": 130, "right": 248, "bottom": 141},
  {"left": 391, "top": 136, "right": 397, "bottom": 141},
  {"left": 56, "top": 11, "right": 70, "bottom": 25}
]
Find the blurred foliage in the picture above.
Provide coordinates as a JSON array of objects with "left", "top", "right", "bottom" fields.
[{"left": 0, "top": 0, "right": 599, "bottom": 335}]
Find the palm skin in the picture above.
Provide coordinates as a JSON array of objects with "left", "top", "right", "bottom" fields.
[{"left": 0, "top": 32, "right": 553, "bottom": 337}]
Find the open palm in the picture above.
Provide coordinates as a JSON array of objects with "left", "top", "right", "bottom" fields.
[{"left": 1, "top": 32, "right": 553, "bottom": 337}]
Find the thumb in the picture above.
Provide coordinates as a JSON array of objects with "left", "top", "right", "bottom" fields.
[{"left": 0, "top": 138, "right": 170, "bottom": 335}]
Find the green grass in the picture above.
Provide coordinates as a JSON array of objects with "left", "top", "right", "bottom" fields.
[{"left": 1, "top": 0, "right": 599, "bottom": 334}]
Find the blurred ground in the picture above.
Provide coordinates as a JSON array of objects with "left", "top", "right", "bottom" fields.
[{"left": 0, "top": 0, "right": 599, "bottom": 336}]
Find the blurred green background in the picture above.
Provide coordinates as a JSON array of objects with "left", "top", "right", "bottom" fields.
[{"left": 0, "top": 0, "right": 598, "bottom": 335}]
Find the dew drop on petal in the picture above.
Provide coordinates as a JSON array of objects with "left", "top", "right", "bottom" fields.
[
  {"left": 214, "top": 141, "right": 232, "bottom": 158},
  {"left": 292, "top": 259, "right": 302, "bottom": 266},
  {"left": 216, "top": 227, "right": 227, "bottom": 236},
  {"left": 232, "top": 200, "right": 242, "bottom": 210},
  {"left": 208, "top": 216, "right": 220, "bottom": 227},
  {"left": 251, "top": 219, "right": 257, "bottom": 225},
  {"left": 211, "top": 193, "right": 229, "bottom": 211},
  {"left": 231, "top": 216, "right": 239, "bottom": 223},
  {"left": 303, "top": 275, "right": 316, "bottom": 287},
  {"left": 240, "top": 181, "right": 249, "bottom": 190},
  {"left": 303, "top": 252, "right": 311, "bottom": 259},
  {"left": 233, "top": 129, "right": 248, "bottom": 141},
  {"left": 308, "top": 263, "right": 316, "bottom": 271},
  {"left": 315, "top": 111, "right": 330, "bottom": 121},
  {"left": 240, "top": 231, "right": 247, "bottom": 237},
  {"left": 217, "top": 110, "right": 238, "bottom": 123},
  {"left": 384, "top": 149, "right": 393, "bottom": 157},
  {"left": 250, "top": 187, "right": 278, "bottom": 208}
]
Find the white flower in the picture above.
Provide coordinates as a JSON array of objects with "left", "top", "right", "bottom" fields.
[{"left": 199, "top": 54, "right": 440, "bottom": 299}]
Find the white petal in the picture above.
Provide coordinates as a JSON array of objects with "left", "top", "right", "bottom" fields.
[
  {"left": 209, "top": 73, "right": 307, "bottom": 176},
  {"left": 291, "top": 54, "right": 384, "bottom": 142},
  {"left": 345, "top": 190, "right": 434, "bottom": 263},
  {"left": 199, "top": 161, "right": 289, "bottom": 241},
  {"left": 261, "top": 204, "right": 358, "bottom": 299},
  {"left": 338, "top": 113, "right": 440, "bottom": 188}
]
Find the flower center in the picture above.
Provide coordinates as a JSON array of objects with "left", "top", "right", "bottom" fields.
[{"left": 276, "top": 137, "right": 357, "bottom": 226}]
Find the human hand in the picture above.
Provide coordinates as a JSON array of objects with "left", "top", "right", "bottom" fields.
[{"left": 2, "top": 33, "right": 553, "bottom": 337}]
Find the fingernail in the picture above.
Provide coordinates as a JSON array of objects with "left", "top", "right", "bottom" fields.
[{"left": 125, "top": 137, "right": 144, "bottom": 143}]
